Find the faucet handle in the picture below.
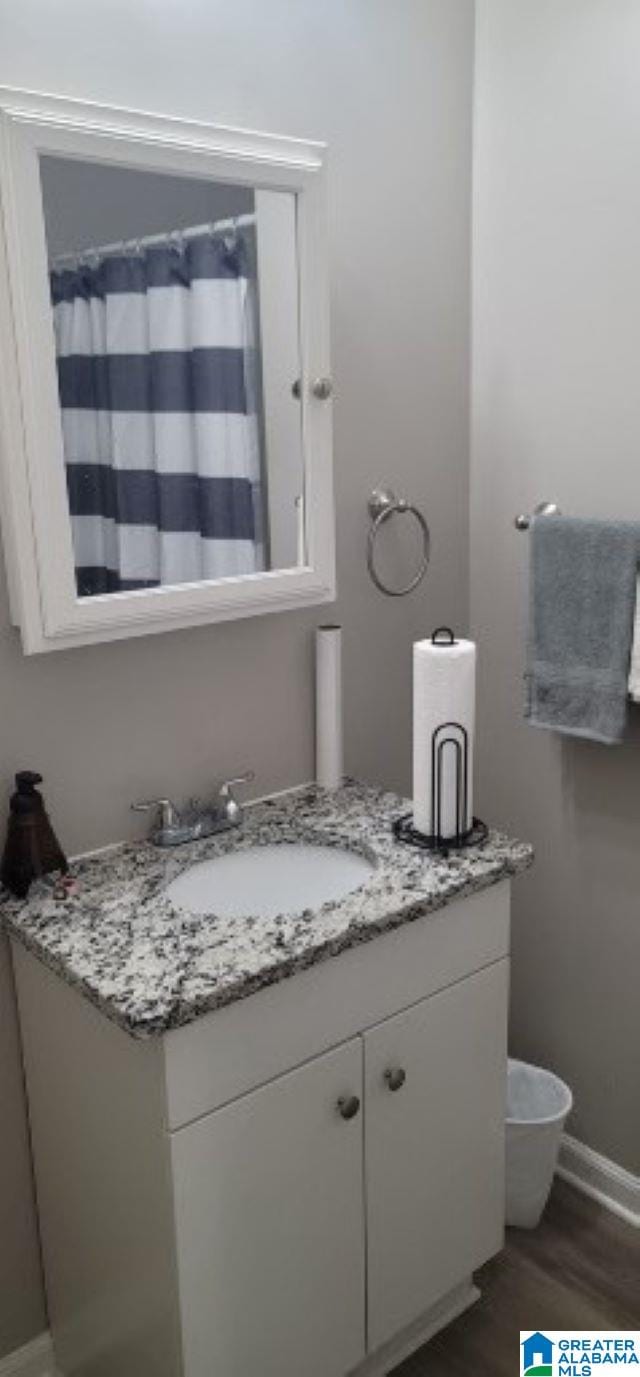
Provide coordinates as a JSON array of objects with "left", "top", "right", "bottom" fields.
[
  {"left": 219, "top": 772, "right": 255, "bottom": 797},
  {"left": 131, "top": 798, "right": 180, "bottom": 832},
  {"left": 218, "top": 772, "right": 255, "bottom": 824}
]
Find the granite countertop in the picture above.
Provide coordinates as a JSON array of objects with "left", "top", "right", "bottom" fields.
[{"left": 1, "top": 781, "right": 533, "bottom": 1039}]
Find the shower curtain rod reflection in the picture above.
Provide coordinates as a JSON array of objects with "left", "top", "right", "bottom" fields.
[{"left": 51, "top": 212, "right": 257, "bottom": 269}]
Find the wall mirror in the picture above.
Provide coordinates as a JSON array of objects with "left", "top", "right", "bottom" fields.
[{"left": 0, "top": 90, "right": 334, "bottom": 652}]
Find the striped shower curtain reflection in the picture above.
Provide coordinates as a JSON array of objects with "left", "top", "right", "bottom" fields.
[{"left": 49, "top": 225, "right": 265, "bottom": 597}]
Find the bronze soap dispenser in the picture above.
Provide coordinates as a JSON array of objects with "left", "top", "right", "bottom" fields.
[{"left": 1, "top": 771, "right": 67, "bottom": 899}]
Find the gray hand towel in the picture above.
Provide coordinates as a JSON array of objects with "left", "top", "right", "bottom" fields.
[{"left": 525, "top": 516, "right": 640, "bottom": 744}]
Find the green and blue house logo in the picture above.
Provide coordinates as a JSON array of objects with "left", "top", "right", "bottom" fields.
[
  {"left": 522, "top": 1332, "right": 554, "bottom": 1376},
  {"left": 520, "top": 1330, "right": 640, "bottom": 1374}
]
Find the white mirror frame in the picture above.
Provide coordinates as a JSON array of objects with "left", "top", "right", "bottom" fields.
[{"left": 0, "top": 89, "right": 335, "bottom": 653}]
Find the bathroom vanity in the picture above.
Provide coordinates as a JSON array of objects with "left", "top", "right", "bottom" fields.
[{"left": 3, "top": 783, "right": 533, "bottom": 1377}]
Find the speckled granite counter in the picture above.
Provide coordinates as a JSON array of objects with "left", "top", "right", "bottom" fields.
[{"left": 1, "top": 781, "right": 533, "bottom": 1039}]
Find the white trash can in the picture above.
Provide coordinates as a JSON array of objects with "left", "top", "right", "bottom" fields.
[{"left": 506, "top": 1058, "right": 573, "bottom": 1228}]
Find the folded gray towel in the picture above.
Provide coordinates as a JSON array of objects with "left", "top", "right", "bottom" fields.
[{"left": 525, "top": 516, "right": 640, "bottom": 744}]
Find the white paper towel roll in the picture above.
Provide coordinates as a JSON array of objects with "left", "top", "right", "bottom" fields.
[
  {"left": 316, "top": 625, "right": 343, "bottom": 790},
  {"left": 413, "top": 633, "right": 476, "bottom": 839}
]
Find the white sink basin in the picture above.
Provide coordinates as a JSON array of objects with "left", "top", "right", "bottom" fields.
[{"left": 165, "top": 842, "right": 374, "bottom": 919}]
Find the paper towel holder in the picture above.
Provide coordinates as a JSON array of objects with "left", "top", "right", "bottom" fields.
[{"left": 394, "top": 679, "right": 488, "bottom": 855}]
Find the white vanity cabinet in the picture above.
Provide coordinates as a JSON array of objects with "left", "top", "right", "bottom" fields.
[
  {"left": 12, "top": 880, "right": 512, "bottom": 1377},
  {"left": 172, "top": 961, "right": 508, "bottom": 1377}
]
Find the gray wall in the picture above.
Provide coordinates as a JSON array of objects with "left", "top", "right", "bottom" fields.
[
  {"left": 472, "top": 0, "right": 640, "bottom": 1173},
  {"left": 40, "top": 157, "right": 254, "bottom": 259},
  {"left": 0, "top": 0, "right": 474, "bottom": 1355}
]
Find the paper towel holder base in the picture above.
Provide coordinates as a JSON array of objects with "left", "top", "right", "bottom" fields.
[
  {"left": 398, "top": 699, "right": 487, "bottom": 856},
  {"left": 393, "top": 813, "right": 489, "bottom": 858}
]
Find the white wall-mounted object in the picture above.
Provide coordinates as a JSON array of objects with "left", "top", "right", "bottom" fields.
[
  {"left": 315, "top": 624, "right": 343, "bottom": 789},
  {"left": 12, "top": 879, "right": 510, "bottom": 1377},
  {"left": 0, "top": 88, "right": 335, "bottom": 653}
]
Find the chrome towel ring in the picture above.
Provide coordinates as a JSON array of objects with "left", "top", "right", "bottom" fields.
[{"left": 367, "top": 487, "right": 431, "bottom": 597}]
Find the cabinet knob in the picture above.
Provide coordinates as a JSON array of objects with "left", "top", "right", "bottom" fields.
[
  {"left": 384, "top": 1068, "right": 407, "bottom": 1093},
  {"left": 312, "top": 376, "right": 333, "bottom": 400},
  {"left": 337, "top": 1094, "right": 361, "bottom": 1121}
]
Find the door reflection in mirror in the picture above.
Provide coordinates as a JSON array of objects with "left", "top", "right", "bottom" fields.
[{"left": 40, "top": 157, "right": 304, "bottom": 597}]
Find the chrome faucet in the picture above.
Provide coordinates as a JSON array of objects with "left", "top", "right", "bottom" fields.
[{"left": 132, "top": 772, "right": 255, "bottom": 847}]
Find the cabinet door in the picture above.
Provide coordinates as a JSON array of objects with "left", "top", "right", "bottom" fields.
[
  {"left": 365, "top": 960, "right": 508, "bottom": 1352},
  {"left": 171, "top": 1038, "right": 365, "bottom": 1377}
]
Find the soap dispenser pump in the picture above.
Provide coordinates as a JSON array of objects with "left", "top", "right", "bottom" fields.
[{"left": 1, "top": 771, "right": 67, "bottom": 899}]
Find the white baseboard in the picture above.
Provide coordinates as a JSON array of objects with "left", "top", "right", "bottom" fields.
[
  {"left": 0, "top": 1334, "right": 57, "bottom": 1377},
  {"left": 558, "top": 1132, "right": 640, "bottom": 1228}
]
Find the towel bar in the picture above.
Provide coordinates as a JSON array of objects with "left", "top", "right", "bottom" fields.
[{"left": 515, "top": 502, "right": 561, "bottom": 531}]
